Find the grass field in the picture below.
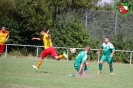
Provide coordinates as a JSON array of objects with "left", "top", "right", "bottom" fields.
[{"left": 0, "top": 57, "right": 133, "bottom": 88}]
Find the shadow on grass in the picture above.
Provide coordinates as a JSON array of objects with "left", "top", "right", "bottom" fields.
[{"left": 39, "top": 71, "right": 52, "bottom": 73}]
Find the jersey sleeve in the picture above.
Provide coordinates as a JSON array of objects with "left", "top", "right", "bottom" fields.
[
  {"left": 45, "top": 34, "right": 49, "bottom": 38},
  {"left": 101, "top": 43, "right": 104, "bottom": 49},
  {"left": 109, "top": 43, "right": 115, "bottom": 51},
  {"left": 7, "top": 31, "right": 9, "bottom": 37},
  {"left": 81, "top": 54, "right": 87, "bottom": 63},
  {"left": 4, "top": 30, "right": 9, "bottom": 37}
]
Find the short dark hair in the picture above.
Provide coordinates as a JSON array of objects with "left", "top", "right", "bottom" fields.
[
  {"left": 105, "top": 37, "right": 109, "bottom": 39},
  {"left": 40, "top": 29, "right": 46, "bottom": 32},
  {"left": 85, "top": 46, "right": 90, "bottom": 50},
  {"left": 2, "top": 26, "right": 6, "bottom": 28}
]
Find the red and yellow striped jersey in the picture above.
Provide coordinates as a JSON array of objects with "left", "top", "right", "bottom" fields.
[
  {"left": 0, "top": 30, "right": 9, "bottom": 44},
  {"left": 43, "top": 33, "right": 53, "bottom": 49}
]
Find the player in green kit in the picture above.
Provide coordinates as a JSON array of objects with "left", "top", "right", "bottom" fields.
[
  {"left": 96, "top": 37, "right": 115, "bottom": 74},
  {"left": 70, "top": 46, "right": 90, "bottom": 77}
]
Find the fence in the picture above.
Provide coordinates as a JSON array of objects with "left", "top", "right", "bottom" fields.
[
  {"left": 4, "top": 44, "right": 133, "bottom": 65},
  {"left": 56, "top": 10, "right": 133, "bottom": 42}
]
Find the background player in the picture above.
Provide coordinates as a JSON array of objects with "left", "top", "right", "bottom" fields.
[
  {"left": 70, "top": 46, "right": 90, "bottom": 77},
  {"left": 96, "top": 37, "right": 115, "bottom": 74},
  {"left": 32, "top": 29, "right": 68, "bottom": 70},
  {"left": 0, "top": 26, "right": 9, "bottom": 57}
]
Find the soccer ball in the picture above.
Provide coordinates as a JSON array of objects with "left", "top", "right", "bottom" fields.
[{"left": 70, "top": 48, "right": 76, "bottom": 53}]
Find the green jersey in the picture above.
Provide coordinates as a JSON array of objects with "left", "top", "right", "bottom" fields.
[
  {"left": 102, "top": 42, "right": 115, "bottom": 56},
  {"left": 74, "top": 51, "right": 87, "bottom": 68}
]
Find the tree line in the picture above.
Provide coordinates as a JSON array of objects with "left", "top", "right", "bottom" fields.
[{"left": 0, "top": 0, "right": 133, "bottom": 63}]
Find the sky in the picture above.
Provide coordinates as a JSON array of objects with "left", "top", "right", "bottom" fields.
[
  {"left": 98, "top": 0, "right": 113, "bottom": 6},
  {"left": 102, "top": 0, "right": 112, "bottom": 3}
]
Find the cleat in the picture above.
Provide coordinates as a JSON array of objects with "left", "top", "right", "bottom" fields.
[
  {"left": 110, "top": 72, "right": 113, "bottom": 75},
  {"left": 63, "top": 52, "right": 68, "bottom": 59},
  {"left": 69, "top": 73, "right": 75, "bottom": 77},
  {"left": 32, "top": 65, "right": 38, "bottom": 70},
  {"left": 97, "top": 71, "right": 102, "bottom": 74}
]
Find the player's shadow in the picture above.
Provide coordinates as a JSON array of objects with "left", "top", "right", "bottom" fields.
[
  {"left": 42, "top": 71, "right": 48, "bottom": 73},
  {"left": 40, "top": 71, "right": 52, "bottom": 73}
]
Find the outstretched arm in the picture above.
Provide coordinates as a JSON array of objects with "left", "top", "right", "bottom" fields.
[
  {"left": 96, "top": 48, "right": 102, "bottom": 54},
  {"left": 109, "top": 43, "right": 116, "bottom": 58},
  {"left": 79, "top": 63, "right": 84, "bottom": 72},
  {"left": 32, "top": 38, "right": 42, "bottom": 41},
  {"left": 5, "top": 35, "right": 9, "bottom": 42},
  {"left": 4, "top": 33, "right": 10, "bottom": 44},
  {"left": 78, "top": 63, "right": 84, "bottom": 74},
  {"left": 110, "top": 50, "right": 115, "bottom": 58},
  {"left": 46, "top": 29, "right": 51, "bottom": 38},
  {"left": 78, "top": 63, "right": 87, "bottom": 77},
  {"left": 47, "top": 29, "right": 50, "bottom": 34}
]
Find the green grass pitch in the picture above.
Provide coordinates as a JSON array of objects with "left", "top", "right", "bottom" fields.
[{"left": 0, "top": 57, "right": 133, "bottom": 88}]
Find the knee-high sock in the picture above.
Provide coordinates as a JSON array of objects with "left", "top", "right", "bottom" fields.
[
  {"left": 84, "top": 66, "right": 89, "bottom": 71},
  {"left": 110, "top": 67, "right": 113, "bottom": 72},
  {"left": 99, "top": 64, "right": 102, "bottom": 72},
  {"left": 36, "top": 61, "right": 42, "bottom": 68},
  {"left": 58, "top": 55, "right": 64, "bottom": 60}
]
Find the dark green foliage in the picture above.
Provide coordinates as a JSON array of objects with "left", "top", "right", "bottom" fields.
[
  {"left": 52, "top": 21, "right": 89, "bottom": 47},
  {"left": 112, "top": 31, "right": 133, "bottom": 63},
  {"left": 0, "top": 17, "right": 23, "bottom": 44},
  {"left": 0, "top": 0, "right": 133, "bottom": 63},
  {"left": 51, "top": 20, "right": 89, "bottom": 60}
]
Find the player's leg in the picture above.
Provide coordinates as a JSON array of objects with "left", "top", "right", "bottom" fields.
[
  {"left": 98, "top": 55, "right": 106, "bottom": 74},
  {"left": 54, "top": 52, "right": 68, "bottom": 60},
  {"left": 69, "top": 64, "right": 79, "bottom": 77},
  {"left": 79, "top": 63, "right": 88, "bottom": 77},
  {"left": 109, "top": 64, "right": 113, "bottom": 74},
  {"left": 70, "top": 63, "right": 87, "bottom": 77},
  {"left": 0, "top": 53, "right": 2, "bottom": 57},
  {"left": 50, "top": 47, "right": 67, "bottom": 60},
  {"left": 75, "top": 64, "right": 87, "bottom": 77},
  {"left": 77, "top": 69, "right": 87, "bottom": 77},
  {"left": 33, "top": 49, "right": 48, "bottom": 70},
  {"left": 0, "top": 44, "right": 5, "bottom": 57},
  {"left": 82, "top": 70, "right": 87, "bottom": 77},
  {"left": 84, "top": 62, "right": 89, "bottom": 72},
  {"left": 75, "top": 67, "right": 84, "bottom": 76},
  {"left": 107, "top": 57, "right": 113, "bottom": 74}
]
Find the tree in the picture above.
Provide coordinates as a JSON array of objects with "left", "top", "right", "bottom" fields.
[{"left": 0, "top": 0, "right": 16, "bottom": 17}]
